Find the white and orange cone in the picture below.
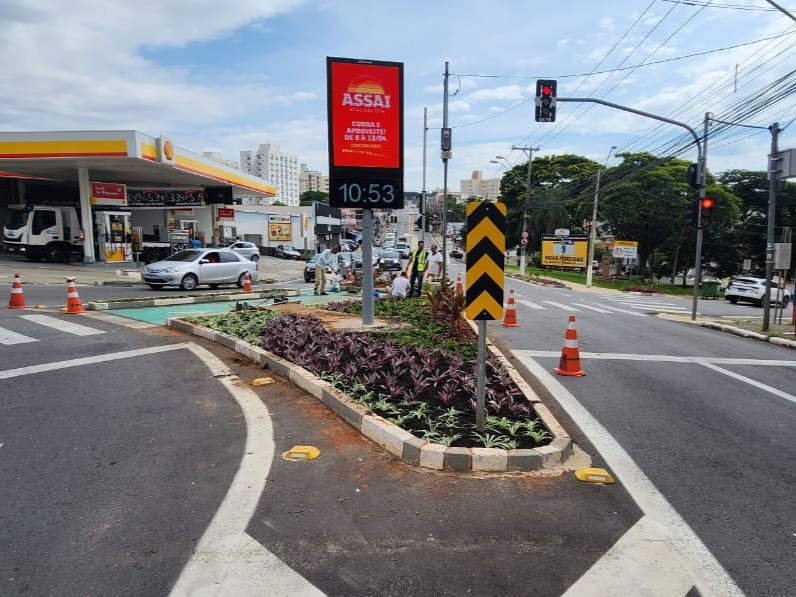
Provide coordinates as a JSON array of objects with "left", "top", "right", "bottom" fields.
[
  {"left": 242, "top": 270, "right": 253, "bottom": 292},
  {"left": 502, "top": 289, "right": 519, "bottom": 327},
  {"left": 554, "top": 315, "right": 585, "bottom": 377},
  {"left": 455, "top": 273, "right": 464, "bottom": 294},
  {"left": 8, "top": 274, "right": 26, "bottom": 309},
  {"left": 64, "top": 277, "right": 85, "bottom": 314}
]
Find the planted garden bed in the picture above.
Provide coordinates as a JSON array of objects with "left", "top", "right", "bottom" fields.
[{"left": 183, "top": 290, "right": 552, "bottom": 450}]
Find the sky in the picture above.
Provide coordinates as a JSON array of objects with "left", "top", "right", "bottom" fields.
[{"left": 1, "top": 0, "right": 795, "bottom": 194}]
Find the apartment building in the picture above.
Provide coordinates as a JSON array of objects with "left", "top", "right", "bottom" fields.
[
  {"left": 299, "top": 163, "right": 328, "bottom": 195},
  {"left": 460, "top": 170, "right": 501, "bottom": 201},
  {"left": 240, "top": 144, "right": 300, "bottom": 206},
  {"left": 202, "top": 151, "right": 239, "bottom": 170}
]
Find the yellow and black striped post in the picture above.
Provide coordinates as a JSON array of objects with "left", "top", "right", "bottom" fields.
[{"left": 465, "top": 201, "right": 506, "bottom": 321}]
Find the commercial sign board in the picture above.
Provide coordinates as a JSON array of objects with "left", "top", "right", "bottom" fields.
[
  {"left": 127, "top": 188, "right": 206, "bottom": 208},
  {"left": 541, "top": 236, "right": 588, "bottom": 268},
  {"left": 612, "top": 240, "right": 639, "bottom": 259},
  {"left": 90, "top": 181, "right": 127, "bottom": 207},
  {"left": 327, "top": 56, "right": 404, "bottom": 209},
  {"left": 217, "top": 207, "right": 235, "bottom": 219},
  {"left": 268, "top": 215, "right": 291, "bottom": 241}
]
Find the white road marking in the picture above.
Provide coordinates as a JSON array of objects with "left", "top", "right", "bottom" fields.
[
  {"left": 564, "top": 516, "right": 695, "bottom": 596},
  {"left": 542, "top": 300, "right": 580, "bottom": 311},
  {"left": 594, "top": 304, "right": 648, "bottom": 317},
  {"left": 0, "top": 343, "right": 190, "bottom": 380},
  {"left": 20, "top": 314, "right": 105, "bottom": 336},
  {"left": 0, "top": 327, "right": 38, "bottom": 345},
  {"left": 699, "top": 360, "right": 796, "bottom": 405},
  {"left": 516, "top": 298, "right": 545, "bottom": 310},
  {"left": 82, "top": 311, "right": 158, "bottom": 329},
  {"left": 0, "top": 341, "right": 319, "bottom": 593},
  {"left": 171, "top": 344, "right": 322, "bottom": 596},
  {"left": 573, "top": 303, "right": 614, "bottom": 313},
  {"left": 518, "top": 350, "right": 796, "bottom": 367},
  {"left": 516, "top": 354, "right": 743, "bottom": 597}
]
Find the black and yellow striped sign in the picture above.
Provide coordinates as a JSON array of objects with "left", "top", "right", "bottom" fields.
[{"left": 465, "top": 201, "right": 505, "bottom": 320}]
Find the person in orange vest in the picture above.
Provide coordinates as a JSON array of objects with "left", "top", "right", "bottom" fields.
[{"left": 405, "top": 240, "right": 429, "bottom": 297}]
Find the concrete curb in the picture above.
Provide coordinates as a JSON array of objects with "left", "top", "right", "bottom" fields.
[
  {"left": 658, "top": 313, "right": 796, "bottom": 349},
  {"left": 88, "top": 289, "right": 300, "bottom": 310},
  {"left": 165, "top": 317, "right": 572, "bottom": 473}
]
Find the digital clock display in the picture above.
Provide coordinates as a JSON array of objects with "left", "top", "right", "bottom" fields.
[{"left": 327, "top": 56, "right": 404, "bottom": 210}]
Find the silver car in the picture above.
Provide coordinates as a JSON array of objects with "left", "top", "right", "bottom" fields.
[
  {"left": 222, "top": 241, "right": 261, "bottom": 261},
  {"left": 143, "top": 248, "right": 259, "bottom": 291}
]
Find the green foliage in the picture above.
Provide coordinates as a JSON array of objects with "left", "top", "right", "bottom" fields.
[
  {"left": 182, "top": 309, "right": 280, "bottom": 346},
  {"left": 300, "top": 190, "right": 329, "bottom": 206}
]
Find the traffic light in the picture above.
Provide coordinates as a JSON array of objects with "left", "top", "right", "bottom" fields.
[
  {"left": 700, "top": 197, "right": 714, "bottom": 228},
  {"left": 535, "top": 79, "right": 557, "bottom": 122},
  {"left": 687, "top": 198, "right": 699, "bottom": 227},
  {"left": 686, "top": 163, "right": 699, "bottom": 189}
]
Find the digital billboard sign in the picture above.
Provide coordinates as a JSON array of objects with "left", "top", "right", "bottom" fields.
[{"left": 327, "top": 57, "right": 404, "bottom": 209}]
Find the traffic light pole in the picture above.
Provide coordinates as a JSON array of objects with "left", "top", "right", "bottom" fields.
[
  {"left": 763, "top": 123, "right": 781, "bottom": 331},
  {"left": 512, "top": 145, "right": 538, "bottom": 274},
  {"left": 558, "top": 97, "right": 705, "bottom": 320},
  {"left": 691, "top": 113, "right": 711, "bottom": 321}
]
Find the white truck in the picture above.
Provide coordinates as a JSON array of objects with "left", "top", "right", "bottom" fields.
[{"left": 2, "top": 204, "right": 172, "bottom": 263}]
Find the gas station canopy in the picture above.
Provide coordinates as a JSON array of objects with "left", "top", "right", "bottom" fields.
[{"left": 0, "top": 130, "right": 276, "bottom": 199}]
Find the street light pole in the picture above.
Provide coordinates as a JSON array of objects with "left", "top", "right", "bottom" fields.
[
  {"left": 586, "top": 145, "right": 616, "bottom": 288},
  {"left": 511, "top": 145, "right": 539, "bottom": 274}
]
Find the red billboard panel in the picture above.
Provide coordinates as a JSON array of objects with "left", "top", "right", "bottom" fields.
[{"left": 327, "top": 57, "right": 403, "bottom": 209}]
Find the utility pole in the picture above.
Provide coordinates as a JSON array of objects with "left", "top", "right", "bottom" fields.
[
  {"left": 511, "top": 145, "right": 538, "bottom": 274},
  {"left": 690, "top": 112, "right": 710, "bottom": 320},
  {"left": 441, "top": 62, "right": 451, "bottom": 284},
  {"left": 586, "top": 145, "right": 616, "bottom": 288},
  {"left": 421, "top": 107, "right": 428, "bottom": 247},
  {"left": 763, "top": 122, "right": 781, "bottom": 331}
]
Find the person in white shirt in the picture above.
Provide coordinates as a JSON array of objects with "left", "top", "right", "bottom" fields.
[
  {"left": 314, "top": 246, "right": 340, "bottom": 295},
  {"left": 426, "top": 244, "right": 444, "bottom": 281},
  {"left": 390, "top": 272, "right": 410, "bottom": 298}
]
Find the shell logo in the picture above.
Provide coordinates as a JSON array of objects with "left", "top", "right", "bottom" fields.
[
  {"left": 341, "top": 76, "right": 391, "bottom": 109},
  {"left": 163, "top": 139, "right": 174, "bottom": 160}
]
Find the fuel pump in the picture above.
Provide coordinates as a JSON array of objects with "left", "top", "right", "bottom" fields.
[{"left": 96, "top": 211, "right": 133, "bottom": 262}]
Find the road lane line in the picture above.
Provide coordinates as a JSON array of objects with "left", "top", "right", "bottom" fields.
[
  {"left": 0, "top": 327, "right": 38, "bottom": 345},
  {"left": 20, "top": 314, "right": 105, "bottom": 336},
  {"left": 516, "top": 299, "right": 545, "bottom": 310},
  {"left": 594, "top": 304, "right": 648, "bottom": 317},
  {"left": 699, "top": 360, "right": 796, "bottom": 405},
  {"left": 573, "top": 303, "right": 614, "bottom": 313},
  {"left": 542, "top": 300, "right": 580, "bottom": 311},
  {"left": 516, "top": 353, "right": 743, "bottom": 597},
  {"left": 517, "top": 351, "right": 796, "bottom": 367},
  {"left": 170, "top": 344, "right": 322, "bottom": 596},
  {"left": 0, "top": 343, "right": 191, "bottom": 380}
]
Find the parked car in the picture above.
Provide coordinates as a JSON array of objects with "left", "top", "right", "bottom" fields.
[
  {"left": 450, "top": 247, "right": 464, "bottom": 259},
  {"left": 724, "top": 277, "right": 791, "bottom": 307},
  {"left": 274, "top": 244, "right": 301, "bottom": 259},
  {"left": 142, "top": 248, "right": 259, "bottom": 291},
  {"left": 340, "top": 239, "right": 358, "bottom": 252},
  {"left": 394, "top": 242, "right": 411, "bottom": 259},
  {"left": 338, "top": 251, "right": 359, "bottom": 276},
  {"left": 304, "top": 253, "right": 339, "bottom": 283},
  {"left": 221, "top": 241, "right": 260, "bottom": 261},
  {"left": 376, "top": 250, "right": 402, "bottom": 271}
]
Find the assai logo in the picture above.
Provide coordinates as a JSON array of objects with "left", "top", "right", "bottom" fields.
[{"left": 341, "top": 76, "right": 391, "bottom": 110}]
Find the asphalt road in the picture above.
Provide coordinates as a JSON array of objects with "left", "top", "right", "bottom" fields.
[{"left": 486, "top": 275, "right": 796, "bottom": 596}]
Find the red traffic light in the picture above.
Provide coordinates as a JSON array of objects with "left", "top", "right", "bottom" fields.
[
  {"left": 700, "top": 197, "right": 714, "bottom": 209},
  {"left": 541, "top": 85, "right": 553, "bottom": 96}
]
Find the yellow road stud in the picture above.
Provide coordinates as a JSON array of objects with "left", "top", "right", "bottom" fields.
[
  {"left": 282, "top": 445, "right": 320, "bottom": 461},
  {"left": 575, "top": 467, "right": 615, "bottom": 484},
  {"left": 252, "top": 377, "right": 275, "bottom": 387}
]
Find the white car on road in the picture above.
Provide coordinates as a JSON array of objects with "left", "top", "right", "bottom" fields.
[
  {"left": 143, "top": 248, "right": 259, "bottom": 291},
  {"left": 724, "top": 277, "right": 791, "bottom": 307}
]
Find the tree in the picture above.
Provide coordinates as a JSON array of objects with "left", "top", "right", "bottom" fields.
[{"left": 300, "top": 191, "right": 329, "bottom": 206}]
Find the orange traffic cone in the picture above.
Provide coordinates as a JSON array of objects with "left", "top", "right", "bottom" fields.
[
  {"left": 502, "top": 289, "right": 519, "bottom": 327},
  {"left": 8, "top": 274, "right": 26, "bottom": 309},
  {"left": 455, "top": 273, "right": 464, "bottom": 294},
  {"left": 64, "top": 277, "right": 85, "bottom": 314},
  {"left": 554, "top": 315, "right": 585, "bottom": 377},
  {"left": 242, "top": 270, "right": 253, "bottom": 292}
]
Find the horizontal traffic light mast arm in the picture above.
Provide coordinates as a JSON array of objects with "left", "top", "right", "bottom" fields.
[{"left": 557, "top": 97, "right": 702, "bottom": 171}]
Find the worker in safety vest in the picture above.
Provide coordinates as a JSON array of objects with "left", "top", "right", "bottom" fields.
[{"left": 405, "top": 240, "right": 429, "bottom": 297}]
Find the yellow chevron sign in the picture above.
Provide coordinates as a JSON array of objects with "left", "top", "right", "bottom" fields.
[{"left": 465, "top": 201, "right": 505, "bottom": 320}]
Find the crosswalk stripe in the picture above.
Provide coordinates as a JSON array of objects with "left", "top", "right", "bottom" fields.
[
  {"left": 595, "top": 304, "right": 648, "bottom": 317},
  {"left": 0, "top": 327, "right": 38, "bottom": 345},
  {"left": 515, "top": 299, "right": 545, "bottom": 310},
  {"left": 542, "top": 301, "right": 580, "bottom": 311},
  {"left": 20, "top": 314, "right": 106, "bottom": 336},
  {"left": 82, "top": 311, "right": 158, "bottom": 329},
  {"left": 573, "top": 303, "right": 614, "bottom": 313}
]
